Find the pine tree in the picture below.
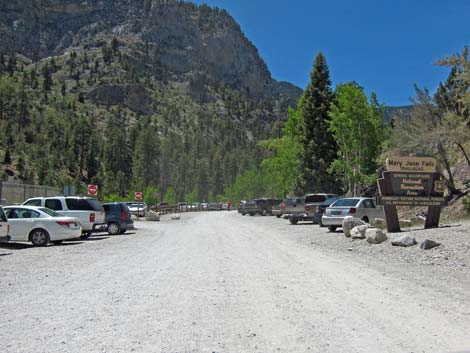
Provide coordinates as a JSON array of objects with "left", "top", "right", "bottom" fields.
[{"left": 298, "top": 53, "right": 339, "bottom": 194}]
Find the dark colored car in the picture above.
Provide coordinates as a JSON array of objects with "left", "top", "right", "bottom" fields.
[
  {"left": 244, "top": 198, "right": 283, "bottom": 216},
  {"left": 102, "top": 202, "right": 134, "bottom": 235},
  {"left": 315, "top": 197, "right": 340, "bottom": 226}
]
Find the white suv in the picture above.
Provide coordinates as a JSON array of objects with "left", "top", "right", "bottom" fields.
[{"left": 22, "top": 196, "right": 106, "bottom": 239}]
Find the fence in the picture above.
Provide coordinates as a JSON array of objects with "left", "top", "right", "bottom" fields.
[{"left": 0, "top": 182, "right": 62, "bottom": 206}]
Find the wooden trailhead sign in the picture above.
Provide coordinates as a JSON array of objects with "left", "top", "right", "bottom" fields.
[{"left": 377, "top": 157, "right": 447, "bottom": 233}]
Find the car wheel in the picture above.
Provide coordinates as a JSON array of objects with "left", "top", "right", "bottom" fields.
[
  {"left": 276, "top": 215, "right": 281, "bottom": 218},
  {"left": 52, "top": 240, "right": 63, "bottom": 245},
  {"left": 80, "top": 232, "right": 91, "bottom": 240},
  {"left": 30, "top": 229, "right": 50, "bottom": 247},
  {"left": 249, "top": 213, "right": 255, "bottom": 216},
  {"left": 328, "top": 225, "right": 337, "bottom": 232},
  {"left": 289, "top": 219, "right": 298, "bottom": 225},
  {"left": 107, "top": 222, "right": 121, "bottom": 235},
  {"left": 362, "top": 217, "right": 369, "bottom": 224}
]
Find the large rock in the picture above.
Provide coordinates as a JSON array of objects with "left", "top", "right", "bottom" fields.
[
  {"left": 366, "top": 228, "right": 387, "bottom": 244},
  {"left": 145, "top": 210, "right": 160, "bottom": 222},
  {"left": 420, "top": 239, "right": 440, "bottom": 250},
  {"left": 350, "top": 225, "right": 369, "bottom": 239},
  {"left": 342, "top": 217, "right": 365, "bottom": 237},
  {"left": 374, "top": 218, "right": 386, "bottom": 229},
  {"left": 391, "top": 235, "right": 417, "bottom": 247}
]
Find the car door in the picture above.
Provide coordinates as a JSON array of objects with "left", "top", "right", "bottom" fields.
[{"left": 5, "top": 208, "right": 35, "bottom": 241}]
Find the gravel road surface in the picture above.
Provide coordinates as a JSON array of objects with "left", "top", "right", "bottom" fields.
[{"left": 1, "top": 211, "right": 469, "bottom": 353}]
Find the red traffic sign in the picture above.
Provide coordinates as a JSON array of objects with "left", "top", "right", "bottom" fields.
[
  {"left": 134, "top": 192, "right": 143, "bottom": 200},
  {"left": 87, "top": 185, "right": 98, "bottom": 196}
]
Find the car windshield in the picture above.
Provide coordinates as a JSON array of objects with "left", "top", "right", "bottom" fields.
[
  {"left": 331, "top": 198, "right": 361, "bottom": 207},
  {"left": 305, "top": 195, "right": 327, "bottom": 203},
  {"left": 38, "top": 207, "right": 62, "bottom": 217}
]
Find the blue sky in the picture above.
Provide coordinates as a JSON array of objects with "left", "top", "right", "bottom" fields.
[{"left": 192, "top": 0, "right": 470, "bottom": 106}]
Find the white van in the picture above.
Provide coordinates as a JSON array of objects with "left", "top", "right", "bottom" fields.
[
  {"left": 22, "top": 196, "right": 106, "bottom": 239},
  {"left": 0, "top": 206, "right": 11, "bottom": 242}
]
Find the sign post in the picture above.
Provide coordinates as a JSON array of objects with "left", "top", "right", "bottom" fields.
[
  {"left": 134, "top": 192, "right": 143, "bottom": 216},
  {"left": 377, "top": 157, "right": 446, "bottom": 233},
  {"left": 87, "top": 185, "right": 98, "bottom": 196}
]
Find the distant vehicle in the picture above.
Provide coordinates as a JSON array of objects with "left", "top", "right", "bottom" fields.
[
  {"left": 282, "top": 197, "right": 305, "bottom": 221},
  {"left": 243, "top": 198, "right": 283, "bottom": 216},
  {"left": 271, "top": 200, "right": 284, "bottom": 218},
  {"left": 177, "top": 202, "right": 187, "bottom": 212},
  {"left": 22, "top": 196, "right": 106, "bottom": 239},
  {"left": 288, "top": 194, "right": 338, "bottom": 225},
  {"left": 4, "top": 206, "right": 81, "bottom": 246},
  {"left": 238, "top": 201, "right": 248, "bottom": 215},
  {"left": 207, "top": 202, "right": 219, "bottom": 211},
  {"left": 200, "top": 202, "right": 208, "bottom": 210},
  {"left": 315, "top": 197, "right": 340, "bottom": 226},
  {"left": 190, "top": 202, "right": 200, "bottom": 210},
  {"left": 322, "top": 197, "right": 385, "bottom": 232},
  {"left": 0, "top": 206, "right": 11, "bottom": 242},
  {"left": 127, "top": 202, "right": 148, "bottom": 217},
  {"left": 102, "top": 202, "right": 134, "bottom": 235}
]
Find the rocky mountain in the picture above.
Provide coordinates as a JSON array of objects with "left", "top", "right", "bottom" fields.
[
  {"left": 0, "top": 0, "right": 301, "bottom": 105},
  {"left": 0, "top": 0, "right": 303, "bottom": 201}
]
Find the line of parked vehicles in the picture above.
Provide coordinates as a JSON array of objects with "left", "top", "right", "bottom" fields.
[
  {"left": 238, "top": 194, "right": 384, "bottom": 232},
  {"left": 0, "top": 197, "right": 150, "bottom": 247}
]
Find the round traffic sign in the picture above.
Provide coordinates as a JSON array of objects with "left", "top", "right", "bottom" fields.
[
  {"left": 87, "top": 184, "right": 98, "bottom": 196},
  {"left": 134, "top": 191, "right": 143, "bottom": 200}
]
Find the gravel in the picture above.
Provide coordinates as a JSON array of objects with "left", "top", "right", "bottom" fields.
[{"left": 0, "top": 212, "right": 469, "bottom": 352}]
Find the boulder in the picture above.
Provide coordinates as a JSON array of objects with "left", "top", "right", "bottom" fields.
[
  {"left": 342, "top": 217, "right": 364, "bottom": 237},
  {"left": 146, "top": 210, "right": 160, "bottom": 222},
  {"left": 366, "top": 228, "right": 387, "bottom": 244},
  {"left": 171, "top": 215, "right": 181, "bottom": 220},
  {"left": 374, "top": 218, "right": 386, "bottom": 229},
  {"left": 391, "top": 235, "right": 417, "bottom": 247},
  {"left": 399, "top": 219, "right": 413, "bottom": 228},
  {"left": 420, "top": 239, "right": 440, "bottom": 250},
  {"left": 350, "top": 225, "right": 369, "bottom": 239}
]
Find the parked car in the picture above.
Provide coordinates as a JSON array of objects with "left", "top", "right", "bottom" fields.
[
  {"left": 271, "top": 201, "right": 284, "bottom": 218},
  {"left": 207, "top": 202, "right": 219, "bottom": 211},
  {"left": 177, "top": 202, "right": 187, "bottom": 212},
  {"left": 22, "top": 196, "right": 106, "bottom": 239},
  {"left": 102, "top": 202, "right": 134, "bottom": 235},
  {"left": 282, "top": 197, "right": 306, "bottom": 222},
  {"left": 288, "top": 193, "right": 338, "bottom": 225},
  {"left": 127, "top": 202, "right": 148, "bottom": 217},
  {"left": 243, "top": 198, "right": 283, "bottom": 216},
  {"left": 0, "top": 206, "right": 11, "bottom": 242},
  {"left": 322, "top": 197, "right": 385, "bottom": 232},
  {"left": 238, "top": 201, "right": 248, "bottom": 215},
  {"left": 200, "top": 202, "right": 208, "bottom": 210},
  {"left": 4, "top": 206, "right": 81, "bottom": 246},
  {"left": 315, "top": 197, "right": 340, "bottom": 226}
]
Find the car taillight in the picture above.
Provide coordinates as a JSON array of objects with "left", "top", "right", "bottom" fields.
[
  {"left": 56, "top": 221, "right": 75, "bottom": 227},
  {"left": 7, "top": 224, "right": 10, "bottom": 233},
  {"left": 349, "top": 208, "right": 356, "bottom": 214},
  {"left": 121, "top": 211, "right": 127, "bottom": 221},
  {"left": 90, "top": 213, "right": 95, "bottom": 222}
]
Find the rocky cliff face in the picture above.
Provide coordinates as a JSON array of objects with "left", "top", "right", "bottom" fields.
[{"left": 0, "top": 0, "right": 301, "bottom": 101}]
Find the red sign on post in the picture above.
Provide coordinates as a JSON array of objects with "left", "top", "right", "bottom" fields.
[
  {"left": 87, "top": 185, "right": 98, "bottom": 196},
  {"left": 134, "top": 192, "right": 143, "bottom": 201}
]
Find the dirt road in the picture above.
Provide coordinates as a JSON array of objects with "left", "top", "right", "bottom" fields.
[{"left": 1, "top": 212, "right": 469, "bottom": 353}]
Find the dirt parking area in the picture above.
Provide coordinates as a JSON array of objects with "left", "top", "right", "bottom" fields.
[{"left": 1, "top": 212, "right": 469, "bottom": 353}]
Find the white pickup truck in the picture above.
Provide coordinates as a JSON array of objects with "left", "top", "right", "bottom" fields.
[
  {"left": 22, "top": 196, "right": 106, "bottom": 238},
  {"left": 321, "top": 197, "right": 384, "bottom": 232}
]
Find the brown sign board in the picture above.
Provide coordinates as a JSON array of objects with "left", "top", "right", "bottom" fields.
[
  {"left": 386, "top": 157, "right": 437, "bottom": 173},
  {"left": 378, "top": 156, "right": 445, "bottom": 232}
]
